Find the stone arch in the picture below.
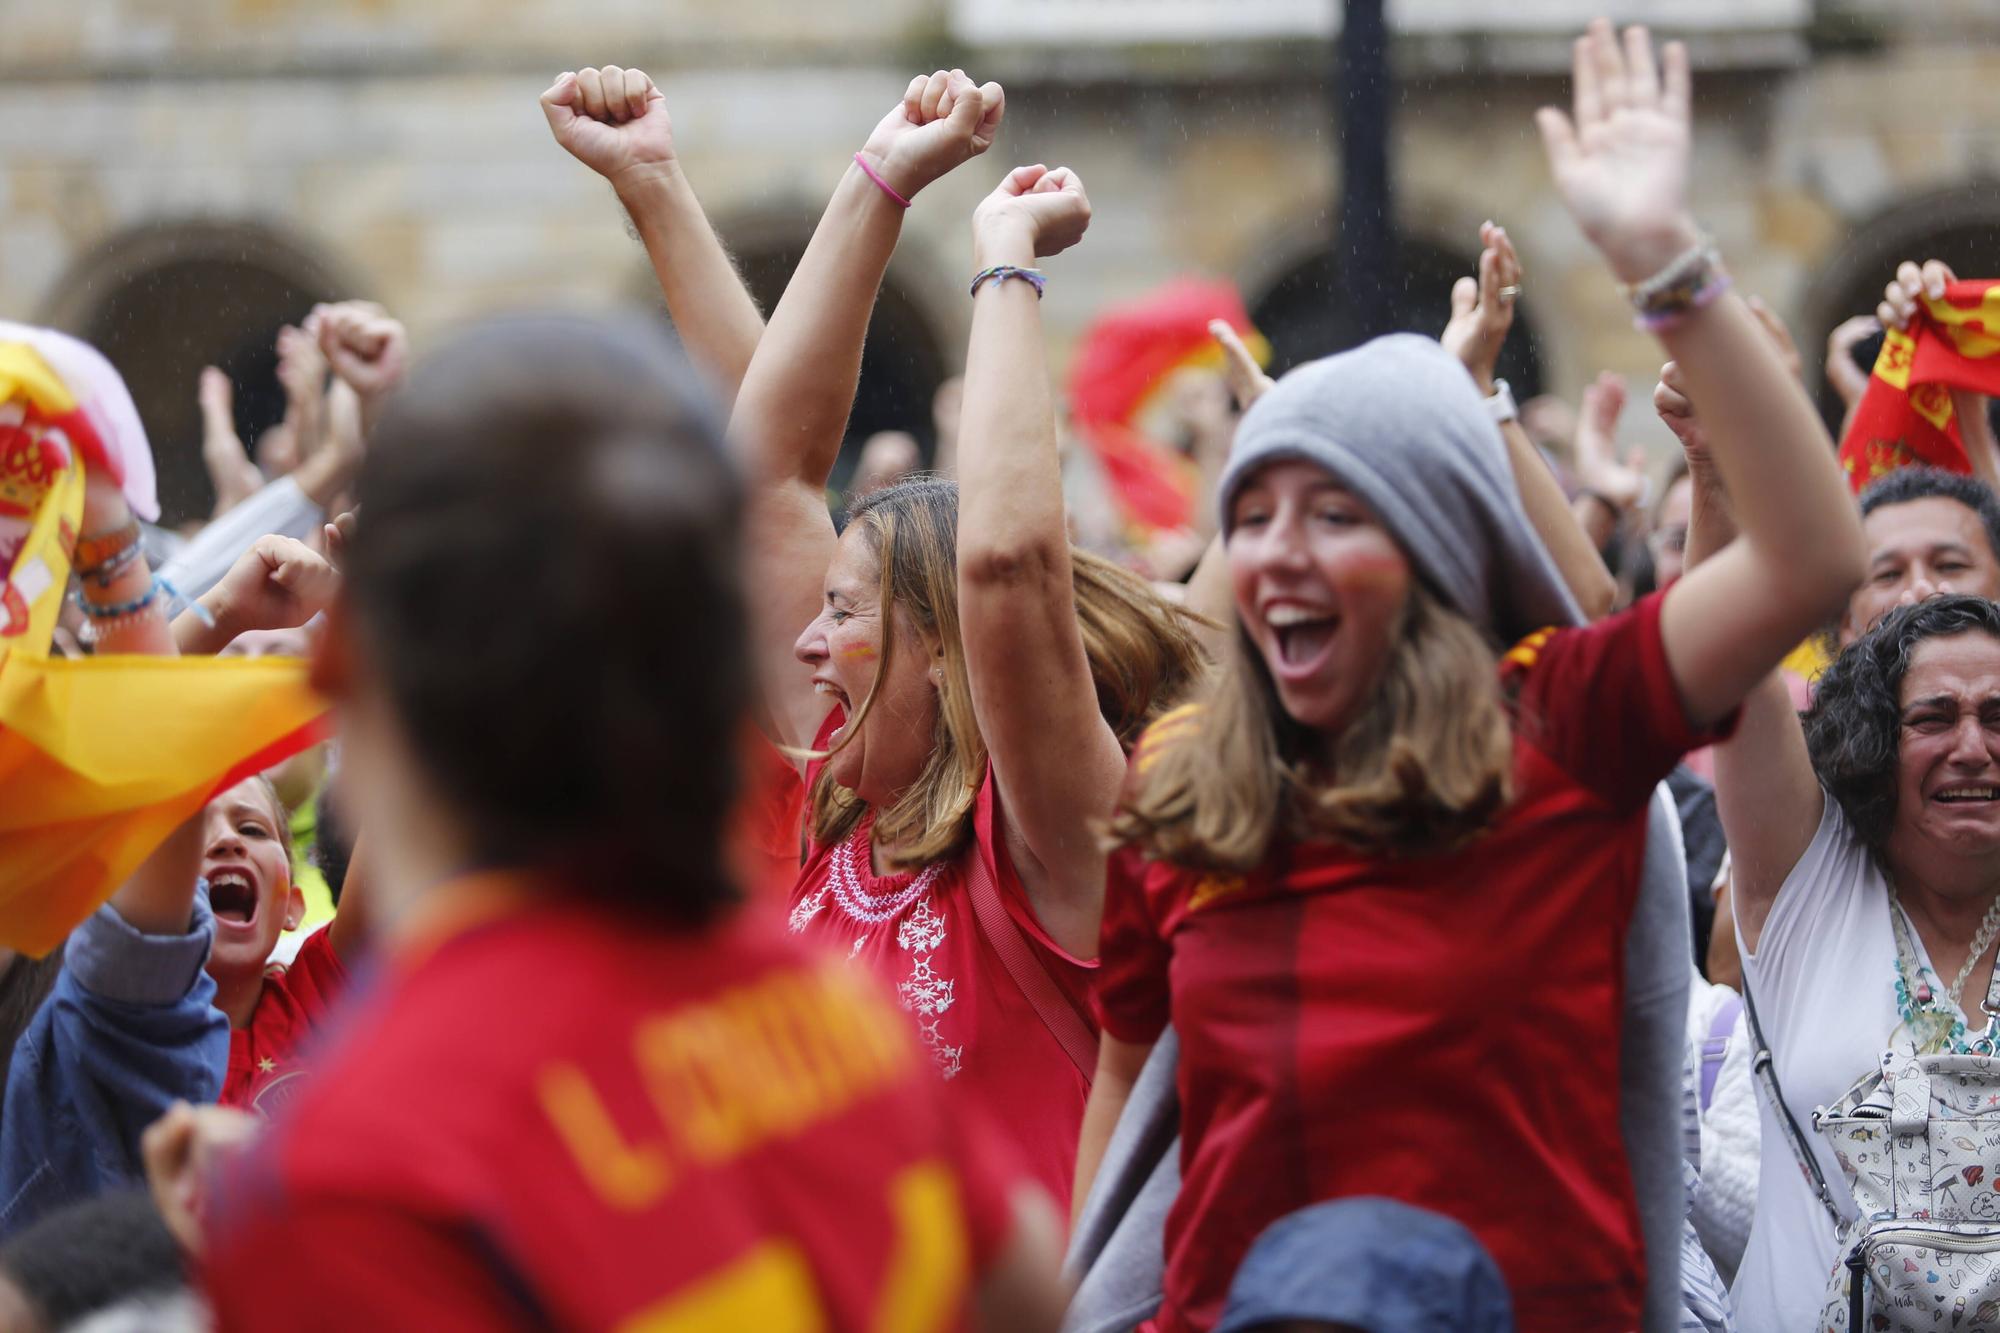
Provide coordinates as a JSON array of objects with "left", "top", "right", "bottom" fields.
[
  {"left": 1800, "top": 180, "right": 2000, "bottom": 432},
  {"left": 39, "top": 219, "right": 360, "bottom": 527},
  {"left": 629, "top": 210, "right": 952, "bottom": 492}
]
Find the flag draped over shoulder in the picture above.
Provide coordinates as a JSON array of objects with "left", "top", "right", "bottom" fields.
[
  {"left": 0, "top": 332, "right": 327, "bottom": 956},
  {"left": 1838, "top": 279, "right": 2000, "bottom": 492},
  {"left": 1065, "top": 279, "right": 1270, "bottom": 538}
]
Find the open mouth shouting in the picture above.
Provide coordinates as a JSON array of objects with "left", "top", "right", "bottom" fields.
[
  {"left": 1934, "top": 784, "right": 2000, "bottom": 807},
  {"left": 812, "top": 675, "right": 853, "bottom": 710},
  {"left": 206, "top": 865, "right": 260, "bottom": 927},
  {"left": 812, "top": 674, "right": 854, "bottom": 744},
  {"left": 1264, "top": 601, "right": 1342, "bottom": 681}
]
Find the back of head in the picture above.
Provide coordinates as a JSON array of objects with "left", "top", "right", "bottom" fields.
[
  {"left": 0, "top": 1191, "right": 185, "bottom": 1332},
  {"left": 344, "top": 314, "right": 747, "bottom": 925},
  {"left": 1858, "top": 466, "right": 2000, "bottom": 565}
]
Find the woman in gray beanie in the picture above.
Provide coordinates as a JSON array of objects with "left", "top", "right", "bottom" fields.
[{"left": 1078, "top": 21, "right": 1865, "bottom": 1333}]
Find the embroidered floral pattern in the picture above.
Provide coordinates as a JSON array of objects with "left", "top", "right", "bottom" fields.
[{"left": 789, "top": 835, "right": 963, "bottom": 1081}]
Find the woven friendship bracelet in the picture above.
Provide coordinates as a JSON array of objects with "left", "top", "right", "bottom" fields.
[
  {"left": 78, "top": 538, "right": 145, "bottom": 589},
  {"left": 73, "top": 518, "right": 140, "bottom": 573},
  {"left": 1622, "top": 233, "right": 1731, "bottom": 334},
  {"left": 969, "top": 265, "right": 1047, "bottom": 299}
]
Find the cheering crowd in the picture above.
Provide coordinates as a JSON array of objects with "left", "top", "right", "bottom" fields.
[{"left": 7, "top": 17, "right": 2000, "bottom": 1332}]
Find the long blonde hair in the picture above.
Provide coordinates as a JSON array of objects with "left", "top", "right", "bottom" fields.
[
  {"left": 1110, "top": 580, "right": 1514, "bottom": 870},
  {"left": 809, "top": 478, "right": 1208, "bottom": 871}
]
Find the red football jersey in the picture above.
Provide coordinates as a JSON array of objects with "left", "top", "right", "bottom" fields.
[
  {"left": 205, "top": 887, "right": 1021, "bottom": 1331},
  {"left": 221, "top": 925, "right": 345, "bottom": 1116},
  {"left": 1098, "top": 592, "right": 1730, "bottom": 1333}
]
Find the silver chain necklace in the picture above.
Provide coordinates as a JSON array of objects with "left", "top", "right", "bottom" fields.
[{"left": 1891, "top": 882, "right": 2000, "bottom": 1010}]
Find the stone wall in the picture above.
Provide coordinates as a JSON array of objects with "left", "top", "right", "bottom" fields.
[{"left": 7, "top": 0, "right": 2000, "bottom": 513}]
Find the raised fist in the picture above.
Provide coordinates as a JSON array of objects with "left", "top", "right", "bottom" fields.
[
  {"left": 143, "top": 1101, "right": 260, "bottom": 1257},
  {"left": 306, "top": 301, "right": 407, "bottom": 406},
  {"left": 858, "top": 69, "right": 1005, "bottom": 202},
  {"left": 972, "top": 164, "right": 1091, "bottom": 260},
  {"left": 274, "top": 323, "right": 326, "bottom": 404},
  {"left": 541, "top": 65, "right": 675, "bottom": 190},
  {"left": 201, "top": 534, "right": 341, "bottom": 643}
]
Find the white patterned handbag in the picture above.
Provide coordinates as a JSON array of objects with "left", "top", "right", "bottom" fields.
[{"left": 1813, "top": 1048, "right": 2000, "bottom": 1332}]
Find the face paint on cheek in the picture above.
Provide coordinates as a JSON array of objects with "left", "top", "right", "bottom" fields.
[
  {"left": 838, "top": 643, "right": 879, "bottom": 662},
  {"left": 1335, "top": 547, "right": 1411, "bottom": 586}
]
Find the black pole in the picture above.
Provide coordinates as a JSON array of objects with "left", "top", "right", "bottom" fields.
[{"left": 1337, "top": 0, "right": 1396, "bottom": 340}]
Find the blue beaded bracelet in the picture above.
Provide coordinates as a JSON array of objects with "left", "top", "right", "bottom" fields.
[
  {"left": 72, "top": 576, "right": 163, "bottom": 619},
  {"left": 969, "top": 265, "right": 1047, "bottom": 299}
]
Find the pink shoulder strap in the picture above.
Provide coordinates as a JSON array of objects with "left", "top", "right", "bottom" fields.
[{"left": 962, "top": 847, "right": 1098, "bottom": 1084}]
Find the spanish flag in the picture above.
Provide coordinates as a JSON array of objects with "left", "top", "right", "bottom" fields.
[
  {"left": 0, "top": 332, "right": 327, "bottom": 955},
  {"left": 1838, "top": 279, "right": 2000, "bottom": 493},
  {"left": 1066, "top": 279, "right": 1269, "bottom": 538}
]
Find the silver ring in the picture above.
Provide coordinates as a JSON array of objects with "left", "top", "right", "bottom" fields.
[{"left": 1497, "top": 284, "right": 1522, "bottom": 303}]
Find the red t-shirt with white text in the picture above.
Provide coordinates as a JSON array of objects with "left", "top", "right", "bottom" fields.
[
  {"left": 221, "top": 925, "right": 345, "bottom": 1117},
  {"left": 205, "top": 895, "right": 1021, "bottom": 1333},
  {"left": 1097, "top": 592, "right": 1729, "bottom": 1333}
]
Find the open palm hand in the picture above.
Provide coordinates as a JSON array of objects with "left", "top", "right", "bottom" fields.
[{"left": 1536, "top": 21, "right": 1699, "bottom": 283}]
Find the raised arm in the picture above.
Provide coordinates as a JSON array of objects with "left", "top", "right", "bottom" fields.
[
  {"left": 70, "top": 470, "right": 200, "bottom": 930},
  {"left": 198, "top": 368, "right": 263, "bottom": 519},
  {"left": 1538, "top": 21, "right": 1865, "bottom": 732},
  {"left": 541, "top": 67, "right": 765, "bottom": 405},
  {"left": 306, "top": 301, "right": 406, "bottom": 445},
  {"left": 1566, "top": 373, "right": 1650, "bottom": 550},
  {"left": 172, "top": 534, "right": 340, "bottom": 656},
  {"left": 1180, "top": 321, "right": 1272, "bottom": 658},
  {"left": 731, "top": 70, "right": 1003, "bottom": 753},
  {"left": 1653, "top": 325, "right": 1824, "bottom": 951},
  {"left": 1441, "top": 221, "right": 1617, "bottom": 620},
  {"left": 956, "top": 165, "right": 1124, "bottom": 956},
  {"left": 1875, "top": 258, "right": 2000, "bottom": 490}
]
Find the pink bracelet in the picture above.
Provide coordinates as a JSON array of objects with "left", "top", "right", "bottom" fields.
[{"left": 853, "top": 152, "right": 911, "bottom": 210}]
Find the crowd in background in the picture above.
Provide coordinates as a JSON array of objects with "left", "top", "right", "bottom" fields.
[{"left": 7, "top": 17, "right": 2000, "bottom": 1333}]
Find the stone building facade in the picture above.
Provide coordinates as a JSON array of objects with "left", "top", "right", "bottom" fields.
[{"left": 5, "top": 0, "right": 1999, "bottom": 521}]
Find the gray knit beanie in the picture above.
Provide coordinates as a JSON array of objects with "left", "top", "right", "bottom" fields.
[{"left": 1216, "top": 333, "right": 1581, "bottom": 644}]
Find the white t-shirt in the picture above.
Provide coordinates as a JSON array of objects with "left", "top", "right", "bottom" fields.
[{"left": 1731, "top": 793, "right": 1966, "bottom": 1330}]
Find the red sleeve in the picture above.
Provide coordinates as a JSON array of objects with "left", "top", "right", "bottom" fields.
[
  {"left": 1505, "top": 591, "right": 1738, "bottom": 813},
  {"left": 207, "top": 1197, "right": 529, "bottom": 1332},
  {"left": 281, "top": 924, "right": 348, "bottom": 1020},
  {"left": 1092, "top": 843, "right": 1174, "bottom": 1045}
]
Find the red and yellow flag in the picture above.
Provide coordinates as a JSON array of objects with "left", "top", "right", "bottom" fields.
[
  {"left": 1839, "top": 279, "right": 2000, "bottom": 493},
  {"left": 0, "top": 337, "right": 327, "bottom": 955},
  {"left": 1066, "top": 279, "right": 1269, "bottom": 538}
]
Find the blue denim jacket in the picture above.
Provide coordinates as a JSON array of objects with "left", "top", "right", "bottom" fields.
[{"left": 0, "top": 887, "right": 227, "bottom": 1237}]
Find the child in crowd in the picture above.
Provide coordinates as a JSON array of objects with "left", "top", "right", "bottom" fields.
[{"left": 197, "top": 775, "right": 361, "bottom": 1115}]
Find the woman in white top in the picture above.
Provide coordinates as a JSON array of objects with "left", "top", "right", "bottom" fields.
[{"left": 1715, "top": 590, "right": 2000, "bottom": 1328}]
